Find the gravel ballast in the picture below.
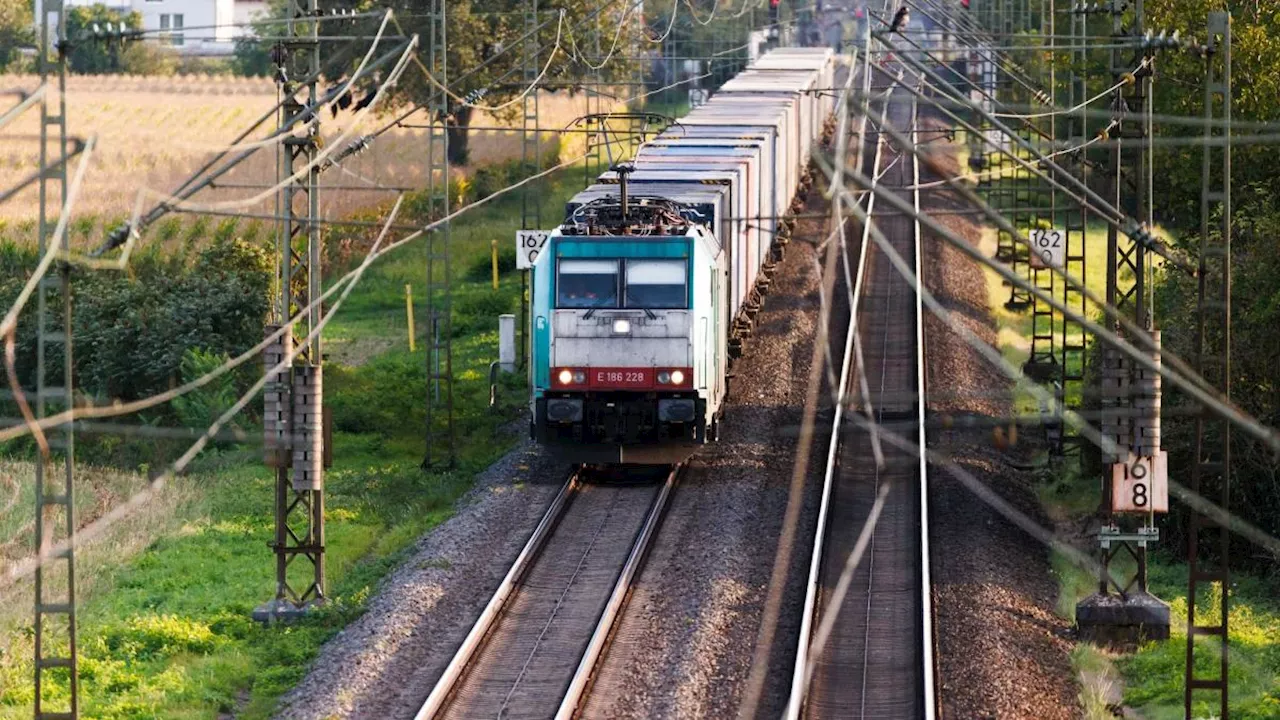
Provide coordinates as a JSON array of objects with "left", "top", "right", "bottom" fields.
[
  {"left": 917, "top": 110, "right": 1081, "bottom": 719},
  {"left": 274, "top": 441, "right": 568, "bottom": 720},
  {"left": 579, "top": 189, "right": 838, "bottom": 720}
]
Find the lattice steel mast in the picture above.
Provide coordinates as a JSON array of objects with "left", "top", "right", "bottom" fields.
[
  {"left": 519, "top": 0, "right": 542, "bottom": 370},
  {"left": 423, "top": 0, "right": 456, "bottom": 468},
  {"left": 1185, "top": 11, "right": 1231, "bottom": 718},
  {"left": 1075, "top": 0, "right": 1169, "bottom": 643},
  {"left": 32, "top": 0, "right": 78, "bottom": 714},
  {"left": 256, "top": 0, "right": 327, "bottom": 621}
]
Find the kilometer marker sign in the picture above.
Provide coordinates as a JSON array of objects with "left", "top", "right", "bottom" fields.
[
  {"left": 1029, "top": 228, "right": 1065, "bottom": 269},
  {"left": 516, "top": 230, "right": 551, "bottom": 269}
]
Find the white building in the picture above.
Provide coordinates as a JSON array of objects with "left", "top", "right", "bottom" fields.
[
  {"left": 132, "top": 0, "right": 236, "bottom": 53},
  {"left": 36, "top": 0, "right": 260, "bottom": 56}
]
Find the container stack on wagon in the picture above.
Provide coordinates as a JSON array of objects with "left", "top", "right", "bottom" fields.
[{"left": 530, "top": 48, "right": 838, "bottom": 463}]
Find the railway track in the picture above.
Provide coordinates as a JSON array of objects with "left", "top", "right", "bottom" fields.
[
  {"left": 786, "top": 47, "right": 935, "bottom": 720},
  {"left": 414, "top": 465, "right": 677, "bottom": 720}
]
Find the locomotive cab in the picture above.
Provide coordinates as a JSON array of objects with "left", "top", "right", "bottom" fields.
[{"left": 530, "top": 198, "right": 728, "bottom": 464}]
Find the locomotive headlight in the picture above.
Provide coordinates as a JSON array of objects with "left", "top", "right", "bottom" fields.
[
  {"left": 557, "top": 368, "right": 587, "bottom": 385},
  {"left": 611, "top": 319, "right": 631, "bottom": 335},
  {"left": 657, "top": 371, "right": 672, "bottom": 384},
  {"left": 670, "top": 370, "right": 685, "bottom": 385}
]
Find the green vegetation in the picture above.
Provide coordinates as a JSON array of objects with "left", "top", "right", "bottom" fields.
[
  {"left": 0, "top": 437, "right": 476, "bottom": 720},
  {"left": 978, "top": 211, "right": 1280, "bottom": 720},
  {"left": 975, "top": 220, "right": 1113, "bottom": 416},
  {"left": 1118, "top": 562, "right": 1280, "bottom": 720},
  {"left": 0, "top": 234, "right": 271, "bottom": 418},
  {"left": 0, "top": 0, "right": 32, "bottom": 72},
  {"left": 1071, "top": 642, "right": 1123, "bottom": 720},
  {"left": 64, "top": 5, "right": 179, "bottom": 76},
  {"left": 0, "top": 163, "right": 586, "bottom": 717}
]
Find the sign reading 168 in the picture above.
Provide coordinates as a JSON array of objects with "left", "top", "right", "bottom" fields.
[{"left": 1029, "top": 228, "right": 1065, "bottom": 269}]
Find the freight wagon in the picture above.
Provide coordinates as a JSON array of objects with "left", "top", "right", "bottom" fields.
[{"left": 529, "top": 48, "right": 838, "bottom": 463}]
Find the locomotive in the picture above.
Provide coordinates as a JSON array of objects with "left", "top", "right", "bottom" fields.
[{"left": 529, "top": 48, "right": 838, "bottom": 464}]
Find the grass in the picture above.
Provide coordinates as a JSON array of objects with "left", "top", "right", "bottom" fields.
[
  {"left": 1119, "top": 562, "right": 1280, "bottom": 720},
  {"left": 0, "top": 154, "right": 592, "bottom": 718},
  {"left": 0, "top": 437, "right": 478, "bottom": 720},
  {"left": 1072, "top": 642, "right": 1123, "bottom": 720},
  {"left": 976, "top": 219, "right": 1113, "bottom": 416}
]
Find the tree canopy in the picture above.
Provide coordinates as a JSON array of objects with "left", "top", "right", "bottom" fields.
[{"left": 0, "top": 0, "right": 33, "bottom": 71}]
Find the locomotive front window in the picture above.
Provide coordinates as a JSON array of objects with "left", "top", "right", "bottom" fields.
[
  {"left": 557, "top": 259, "right": 619, "bottom": 308},
  {"left": 625, "top": 259, "right": 688, "bottom": 309}
]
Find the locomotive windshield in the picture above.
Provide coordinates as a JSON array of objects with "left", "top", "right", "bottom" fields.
[
  {"left": 557, "top": 259, "right": 619, "bottom": 308},
  {"left": 625, "top": 259, "right": 687, "bottom": 309},
  {"left": 556, "top": 257, "right": 689, "bottom": 309}
]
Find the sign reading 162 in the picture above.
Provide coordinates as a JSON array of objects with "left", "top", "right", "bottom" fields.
[
  {"left": 1029, "top": 228, "right": 1065, "bottom": 269},
  {"left": 516, "top": 230, "right": 551, "bottom": 270}
]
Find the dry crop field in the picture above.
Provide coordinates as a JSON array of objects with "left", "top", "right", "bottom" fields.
[{"left": 0, "top": 73, "right": 599, "bottom": 251}]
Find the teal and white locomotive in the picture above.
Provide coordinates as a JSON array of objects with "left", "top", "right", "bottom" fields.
[{"left": 529, "top": 48, "right": 837, "bottom": 464}]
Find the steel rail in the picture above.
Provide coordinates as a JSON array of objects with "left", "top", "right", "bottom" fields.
[
  {"left": 910, "top": 71, "right": 937, "bottom": 720},
  {"left": 413, "top": 469, "right": 580, "bottom": 720},
  {"left": 786, "top": 53, "right": 888, "bottom": 720},
  {"left": 554, "top": 465, "right": 680, "bottom": 720},
  {"left": 788, "top": 50, "right": 935, "bottom": 720},
  {"left": 416, "top": 465, "right": 677, "bottom": 720}
]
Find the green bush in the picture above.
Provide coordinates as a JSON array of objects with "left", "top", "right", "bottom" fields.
[
  {"left": 471, "top": 165, "right": 510, "bottom": 201},
  {"left": 65, "top": 5, "right": 144, "bottom": 74},
  {"left": 171, "top": 348, "right": 239, "bottom": 432},
  {"left": 0, "top": 234, "right": 272, "bottom": 408},
  {"left": 456, "top": 290, "right": 513, "bottom": 319},
  {"left": 0, "top": 0, "right": 33, "bottom": 73},
  {"left": 120, "top": 42, "right": 179, "bottom": 76}
]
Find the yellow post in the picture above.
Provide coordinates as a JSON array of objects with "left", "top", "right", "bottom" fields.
[
  {"left": 405, "top": 284, "right": 416, "bottom": 352},
  {"left": 491, "top": 239, "right": 499, "bottom": 290}
]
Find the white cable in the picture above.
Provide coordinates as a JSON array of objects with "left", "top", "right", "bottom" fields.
[
  {"left": 992, "top": 57, "right": 1150, "bottom": 119},
  {"left": 161, "top": 11, "right": 395, "bottom": 154},
  {"left": 567, "top": 1, "right": 636, "bottom": 70},
  {"left": 900, "top": 122, "right": 1115, "bottom": 191},
  {"left": 682, "top": 0, "right": 718, "bottom": 26},
  {"left": 646, "top": 1, "right": 681, "bottom": 44},
  {"left": 412, "top": 10, "right": 567, "bottom": 113}
]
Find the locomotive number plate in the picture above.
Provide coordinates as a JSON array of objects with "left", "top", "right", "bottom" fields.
[{"left": 591, "top": 368, "right": 651, "bottom": 389}]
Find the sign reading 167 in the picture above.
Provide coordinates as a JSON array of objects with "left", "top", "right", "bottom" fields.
[
  {"left": 516, "top": 230, "right": 551, "bottom": 270},
  {"left": 1029, "top": 228, "right": 1065, "bottom": 269}
]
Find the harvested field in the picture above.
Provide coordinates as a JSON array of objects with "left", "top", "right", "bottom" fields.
[{"left": 0, "top": 73, "right": 615, "bottom": 251}]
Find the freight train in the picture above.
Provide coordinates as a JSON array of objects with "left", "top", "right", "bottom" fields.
[{"left": 529, "top": 48, "right": 838, "bottom": 463}]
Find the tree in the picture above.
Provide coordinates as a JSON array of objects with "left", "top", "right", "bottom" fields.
[
  {"left": 231, "top": 0, "right": 287, "bottom": 76},
  {"left": 65, "top": 4, "right": 142, "bottom": 73},
  {"left": 0, "top": 0, "right": 33, "bottom": 72},
  {"left": 1143, "top": 0, "right": 1280, "bottom": 228},
  {"left": 322, "top": 0, "right": 647, "bottom": 166}
]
